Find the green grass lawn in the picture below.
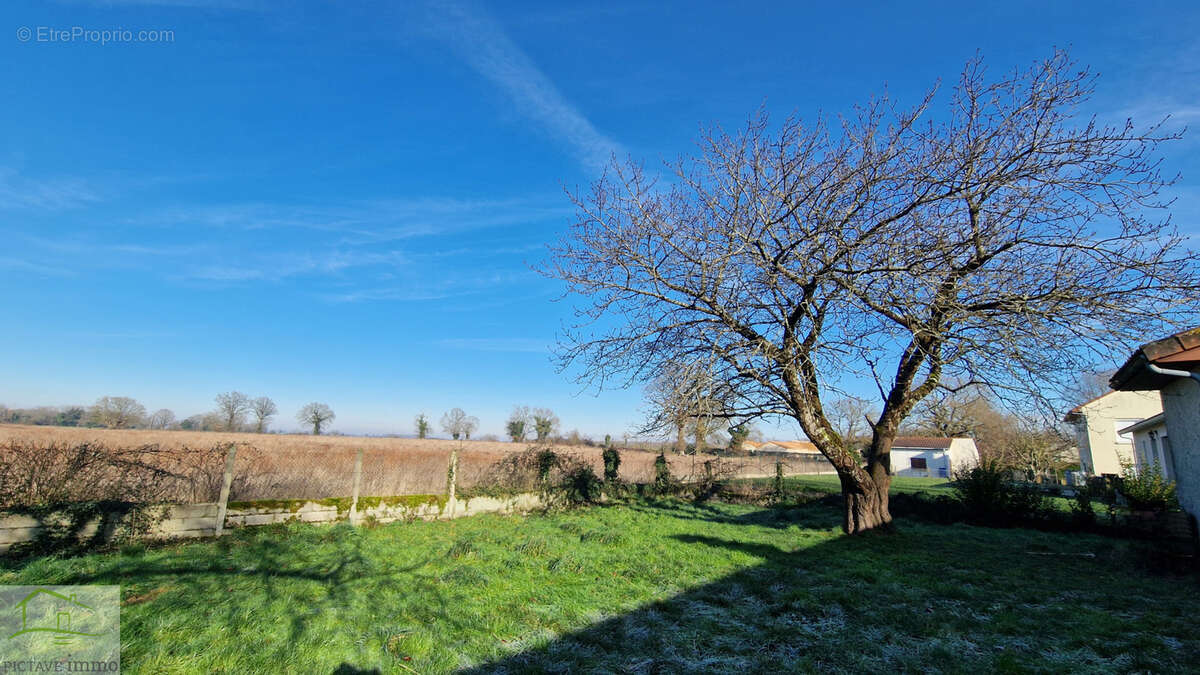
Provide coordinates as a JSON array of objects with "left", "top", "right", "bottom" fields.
[
  {"left": 774, "top": 474, "right": 956, "bottom": 495},
  {"left": 2, "top": 499, "right": 1196, "bottom": 673},
  {"left": 769, "top": 474, "right": 1078, "bottom": 512}
]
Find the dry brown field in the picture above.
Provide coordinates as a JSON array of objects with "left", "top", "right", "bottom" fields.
[{"left": 0, "top": 424, "right": 814, "bottom": 507}]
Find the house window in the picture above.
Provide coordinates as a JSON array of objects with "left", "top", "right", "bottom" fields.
[
  {"left": 1114, "top": 419, "right": 1140, "bottom": 444},
  {"left": 910, "top": 457, "right": 927, "bottom": 470}
]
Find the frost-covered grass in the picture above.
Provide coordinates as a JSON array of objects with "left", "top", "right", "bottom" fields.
[{"left": 2, "top": 499, "right": 1195, "bottom": 673}]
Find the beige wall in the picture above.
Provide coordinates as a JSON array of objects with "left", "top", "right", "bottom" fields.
[
  {"left": 1071, "top": 391, "right": 1162, "bottom": 475},
  {"left": 1162, "top": 378, "right": 1200, "bottom": 519}
]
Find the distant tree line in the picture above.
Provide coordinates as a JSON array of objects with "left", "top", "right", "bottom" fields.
[
  {"left": 6, "top": 396, "right": 618, "bottom": 444},
  {"left": 1, "top": 392, "right": 337, "bottom": 436},
  {"left": 0, "top": 404, "right": 88, "bottom": 427}
]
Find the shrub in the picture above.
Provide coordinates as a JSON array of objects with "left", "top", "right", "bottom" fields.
[
  {"left": 602, "top": 446, "right": 621, "bottom": 483},
  {"left": 728, "top": 424, "right": 750, "bottom": 453},
  {"left": 1120, "top": 464, "right": 1178, "bottom": 511},
  {"left": 654, "top": 453, "right": 673, "bottom": 495},
  {"left": 535, "top": 448, "right": 558, "bottom": 484},
  {"left": 1069, "top": 485, "right": 1096, "bottom": 527},
  {"left": 771, "top": 460, "right": 786, "bottom": 504},
  {"left": 469, "top": 446, "right": 602, "bottom": 507},
  {"left": 561, "top": 463, "right": 602, "bottom": 505},
  {"left": 469, "top": 447, "right": 553, "bottom": 495},
  {"left": 953, "top": 460, "right": 1047, "bottom": 526}
]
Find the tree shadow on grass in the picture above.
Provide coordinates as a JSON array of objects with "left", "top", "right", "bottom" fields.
[
  {"left": 20, "top": 522, "right": 476, "bottom": 669},
  {"left": 621, "top": 497, "right": 844, "bottom": 531},
  {"left": 458, "top": 530, "right": 867, "bottom": 673},
  {"left": 461, "top": 520, "right": 1193, "bottom": 674}
]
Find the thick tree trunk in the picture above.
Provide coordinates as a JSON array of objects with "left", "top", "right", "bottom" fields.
[
  {"left": 839, "top": 472, "right": 892, "bottom": 534},
  {"left": 785, "top": 389, "right": 897, "bottom": 534},
  {"left": 675, "top": 424, "right": 687, "bottom": 454},
  {"left": 836, "top": 429, "right": 897, "bottom": 534},
  {"left": 831, "top": 431, "right": 896, "bottom": 534}
]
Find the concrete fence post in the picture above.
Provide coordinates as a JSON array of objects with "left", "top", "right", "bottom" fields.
[
  {"left": 214, "top": 444, "right": 237, "bottom": 536},
  {"left": 349, "top": 448, "right": 364, "bottom": 525}
]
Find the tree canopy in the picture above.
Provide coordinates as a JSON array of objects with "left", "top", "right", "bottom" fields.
[{"left": 547, "top": 51, "right": 1200, "bottom": 532}]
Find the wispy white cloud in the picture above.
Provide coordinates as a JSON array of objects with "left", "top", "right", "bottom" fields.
[
  {"left": 7, "top": 190, "right": 553, "bottom": 303},
  {"left": 423, "top": 1, "right": 622, "bottom": 170},
  {"left": 17, "top": 235, "right": 207, "bottom": 260},
  {"left": 138, "top": 195, "right": 570, "bottom": 242},
  {"left": 0, "top": 256, "right": 74, "bottom": 276},
  {"left": 320, "top": 269, "right": 532, "bottom": 304},
  {"left": 184, "top": 248, "right": 407, "bottom": 282},
  {"left": 437, "top": 337, "right": 548, "bottom": 353},
  {"left": 1112, "top": 99, "right": 1200, "bottom": 135},
  {"left": 319, "top": 287, "right": 462, "bottom": 303},
  {"left": 67, "top": 0, "right": 263, "bottom": 8},
  {"left": 0, "top": 168, "right": 99, "bottom": 211}
]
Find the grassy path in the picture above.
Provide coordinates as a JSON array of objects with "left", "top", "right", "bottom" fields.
[{"left": 2, "top": 500, "right": 1196, "bottom": 672}]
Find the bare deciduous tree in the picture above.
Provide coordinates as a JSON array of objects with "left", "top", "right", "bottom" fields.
[
  {"left": 251, "top": 396, "right": 277, "bottom": 433},
  {"left": 547, "top": 51, "right": 1199, "bottom": 533},
  {"left": 147, "top": 408, "right": 176, "bottom": 430},
  {"left": 910, "top": 386, "right": 1013, "bottom": 460},
  {"left": 440, "top": 408, "right": 478, "bottom": 441},
  {"left": 642, "top": 363, "right": 730, "bottom": 453},
  {"left": 297, "top": 402, "right": 335, "bottom": 435},
  {"left": 995, "top": 426, "right": 1075, "bottom": 479},
  {"left": 828, "top": 396, "right": 877, "bottom": 458},
  {"left": 1066, "top": 369, "right": 1117, "bottom": 406},
  {"left": 215, "top": 391, "right": 251, "bottom": 432},
  {"left": 87, "top": 396, "right": 146, "bottom": 429}
]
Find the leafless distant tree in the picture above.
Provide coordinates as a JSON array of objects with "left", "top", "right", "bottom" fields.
[
  {"left": 250, "top": 396, "right": 277, "bottom": 433},
  {"left": 1066, "top": 369, "right": 1117, "bottom": 406},
  {"left": 642, "top": 368, "right": 696, "bottom": 453},
  {"left": 147, "top": 408, "right": 176, "bottom": 430},
  {"left": 828, "top": 396, "right": 877, "bottom": 458},
  {"left": 87, "top": 396, "right": 146, "bottom": 429},
  {"left": 547, "top": 51, "right": 1200, "bottom": 533},
  {"left": 297, "top": 402, "right": 335, "bottom": 435},
  {"left": 215, "top": 391, "right": 251, "bottom": 432},
  {"left": 463, "top": 416, "right": 479, "bottom": 440},
  {"left": 910, "top": 384, "right": 1038, "bottom": 466},
  {"left": 995, "top": 425, "right": 1075, "bottom": 479},
  {"left": 441, "top": 408, "right": 478, "bottom": 441},
  {"left": 642, "top": 362, "right": 730, "bottom": 453}
]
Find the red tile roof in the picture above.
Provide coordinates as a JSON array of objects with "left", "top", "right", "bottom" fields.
[{"left": 1112, "top": 326, "right": 1200, "bottom": 390}]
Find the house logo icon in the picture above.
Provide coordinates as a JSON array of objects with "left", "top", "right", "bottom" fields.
[{"left": 8, "top": 587, "right": 106, "bottom": 647}]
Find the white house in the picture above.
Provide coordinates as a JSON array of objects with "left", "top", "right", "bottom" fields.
[
  {"left": 1062, "top": 390, "right": 1162, "bottom": 476},
  {"left": 1110, "top": 327, "right": 1200, "bottom": 519},
  {"left": 890, "top": 437, "right": 980, "bottom": 478},
  {"left": 1118, "top": 414, "right": 1174, "bottom": 480}
]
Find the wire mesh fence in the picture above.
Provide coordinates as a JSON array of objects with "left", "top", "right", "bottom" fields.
[
  {"left": 0, "top": 438, "right": 228, "bottom": 509},
  {"left": 0, "top": 425, "right": 839, "bottom": 511}
]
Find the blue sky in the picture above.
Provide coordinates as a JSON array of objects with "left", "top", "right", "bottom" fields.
[{"left": 2, "top": 1, "right": 1198, "bottom": 437}]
